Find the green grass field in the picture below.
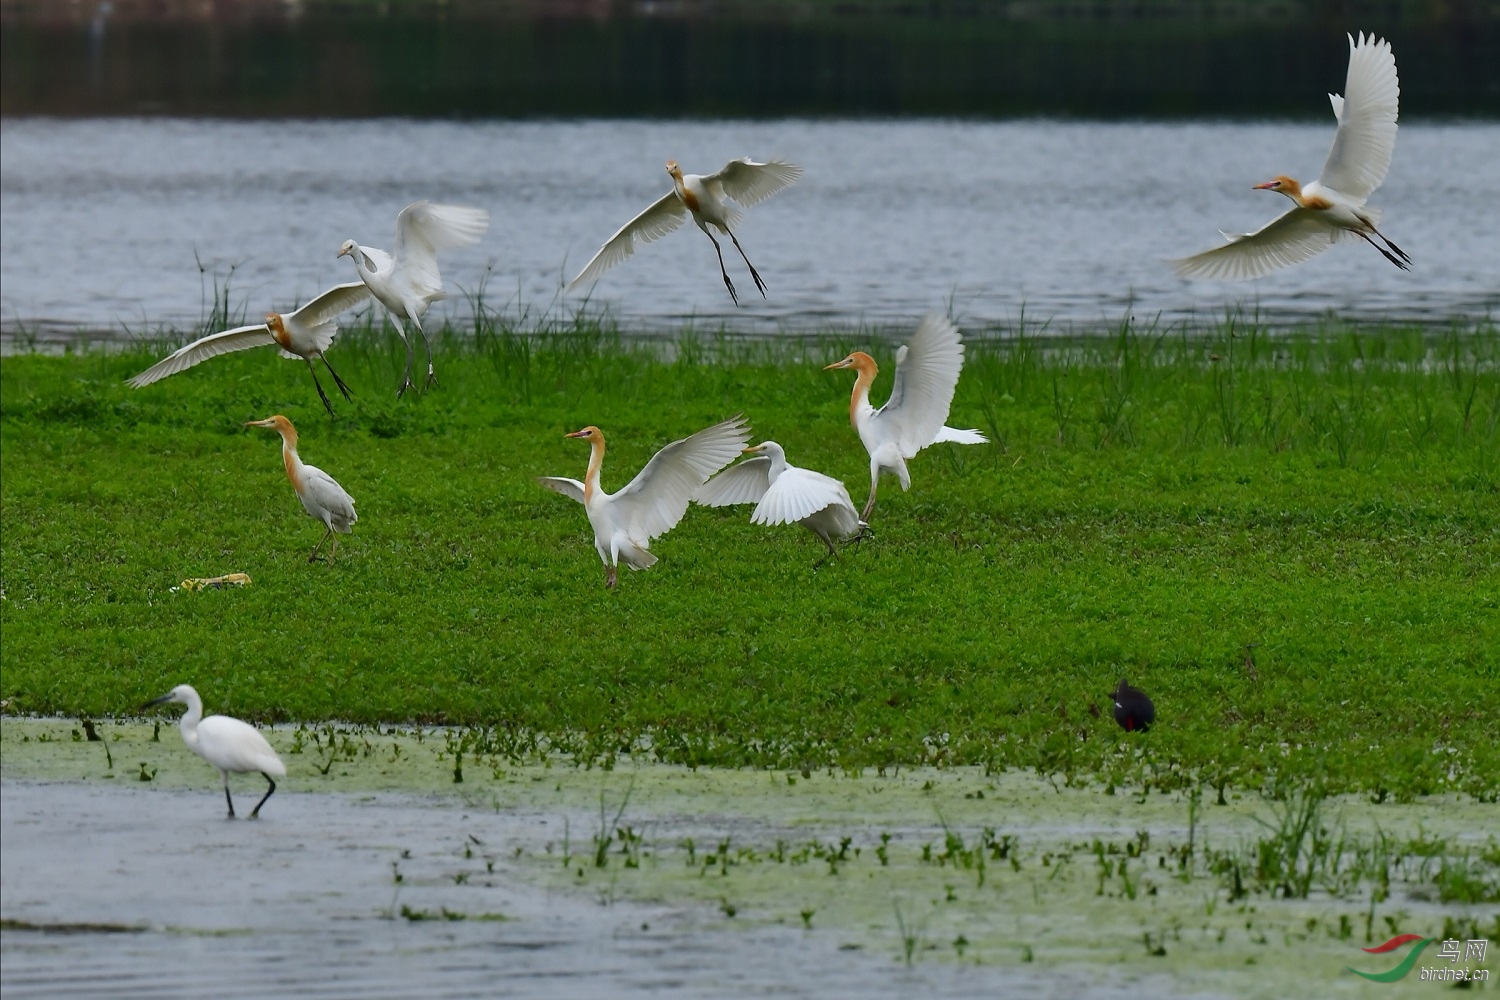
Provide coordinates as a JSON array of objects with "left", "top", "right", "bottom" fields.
[{"left": 2, "top": 315, "right": 1496, "bottom": 800}]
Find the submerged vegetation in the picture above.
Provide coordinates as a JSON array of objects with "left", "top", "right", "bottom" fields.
[{"left": 1, "top": 312, "right": 1496, "bottom": 800}]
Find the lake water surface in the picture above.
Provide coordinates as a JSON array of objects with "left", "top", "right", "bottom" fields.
[{"left": 2, "top": 117, "right": 1496, "bottom": 339}]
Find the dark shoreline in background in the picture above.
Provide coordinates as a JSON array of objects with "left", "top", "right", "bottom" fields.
[{"left": 3, "top": 0, "right": 1498, "bottom": 119}]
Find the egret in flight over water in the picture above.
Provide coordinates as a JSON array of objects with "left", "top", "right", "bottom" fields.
[
  {"left": 825, "top": 314, "right": 987, "bottom": 520},
  {"left": 1174, "top": 33, "right": 1407, "bottom": 279},
  {"left": 697, "top": 441, "right": 866, "bottom": 563},
  {"left": 127, "top": 282, "right": 371, "bottom": 416},
  {"left": 245, "top": 415, "right": 357, "bottom": 563},
  {"left": 567, "top": 158, "right": 803, "bottom": 306},
  {"left": 339, "top": 201, "right": 490, "bottom": 397},
  {"left": 143, "top": 684, "right": 286, "bottom": 819},
  {"left": 539, "top": 416, "right": 751, "bottom": 588}
]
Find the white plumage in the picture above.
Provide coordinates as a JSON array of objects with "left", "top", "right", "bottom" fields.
[
  {"left": 127, "top": 282, "right": 371, "bottom": 416},
  {"left": 567, "top": 158, "right": 802, "bottom": 305},
  {"left": 539, "top": 416, "right": 752, "bottom": 588},
  {"left": 245, "top": 415, "right": 357, "bottom": 563},
  {"left": 1174, "top": 33, "right": 1407, "bottom": 280},
  {"left": 697, "top": 441, "right": 864, "bottom": 559},
  {"left": 144, "top": 684, "right": 286, "bottom": 819},
  {"left": 825, "top": 314, "right": 988, "bottom": 520},
  {"left": 339, "top": 200, "right": 490, "bottom": 396}
]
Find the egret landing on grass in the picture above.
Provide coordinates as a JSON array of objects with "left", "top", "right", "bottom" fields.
[
  {"left": 696, "top": 441, "right": 867, "bottom": 565},
  {"left": 338, "top": 201, "right": 490, "bottom": 397},
  {"left": 825, "top": 314, "right": 988, "bottom": 521},
  {"left": 245, "top": 415, "right": 357, "bottom": 563},
  {"left": 1174, "top": 33, "right": 1407, "bottom": 279},
  {"left": 127, "top": 282, "right": 371, "bottom": 417},
  {"left": 143, "top": 684, "right": 286, "bottom": 819},
  {"left": 539, "top": 416, "right": 751, "bottom": 589},
  {"left": 567, "top": 158, "right": 803, "bottom": 306}
]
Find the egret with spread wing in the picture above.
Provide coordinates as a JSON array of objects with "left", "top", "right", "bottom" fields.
[
  {"left": 246, "top": 415, "right": 357, "bottom": 563},
  {"left": 143, "top": 684, "right": 286, "bottom": 819},
  {"left": 825, "top": 314, "right": 987, "bottom": 521},
  {"left": 127, "top": 282, "right": 371, "bottom": 416},
  {"left": 567, "top": 158, "right": 802, "bottom": 306},
  {"left": 539, "top": 416, "right": 751, "bottom": 588},
  {"left": 697, "top": 441, "right": 866, "bottom": 563},
  {"left": 339, "top": 201, "right": 490, "bottom": 396},
  {"left": 1174, "top": 33, "right": 1407, "bottom": 280}
]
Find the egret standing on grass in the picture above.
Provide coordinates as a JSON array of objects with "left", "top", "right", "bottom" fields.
[
  {"left": 127, "top": 283, "right": 372, "bottom": 416},
  {"left": 697, "top": 441, "right": 866, "bottom": 563},
  {"left": 1174, "top": 33, "right": 1407, "bottom": 279},
  {"left": 338, "top": 201, "right": 491, "bottom": 397},
  {"left": 567, "top": 158, "right": 803, "bottom": 306},
  {"left": 539, "top": 416, "right": 751, "bottom": 588},
  {"left": 245, "top": 415, "right": 357, "bottom": 563},
  {"left": 143, "top": 684, "right": 286, "bottom": 819},
  {"left": 824, "top": 314, "right": 987, "bottom": 520}
]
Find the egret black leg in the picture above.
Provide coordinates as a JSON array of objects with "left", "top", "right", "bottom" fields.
[
  {"left": 1375, "top": 227, "right": 1411, "bottom": 265},
  {"left": 223, "top": 776, "right": 236, "bottom": 819},
  {"left": 322, "top": 356, "right": 354, "bottom": 402},
  {"left": 412, "top": 317, "right": 438, "bottom": 389},
  {"left": 1358, "top": 231, "right": 1410, "bottom": 271},
  {"left": 605, "top": 565, "right": 618, "bottom": 590},
  {"left": 727, "top": 230, "right": 767, "bottom": 297},
  {"left": 705, "top": 232, "right": 740, "bottom": 305},
  {"left": 309, "top": 525, "right": 333, "bottom": 563},
  {"left": 249, "top": 774, "right": 276, "bottom": 819},
  {"left": 305, "top": 360, "right": 338, "bottom": 417},
  {"left": 397, "top": 328, "right": 416, "bottom": 399},
  {"left": 812, "top": 532, "right": 839, "bottom": 568}
]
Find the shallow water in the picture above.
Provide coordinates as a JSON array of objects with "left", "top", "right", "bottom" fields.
[
  {"left": 4, "top": 720, "right": 1494, "bottom": 998},
  {"left": 2, "top": 118, "right": 1496, "bottom": 340}
]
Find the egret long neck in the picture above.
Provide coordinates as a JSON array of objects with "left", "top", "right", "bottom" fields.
[
  {"left": 849, "top": 357, "right": 878, "bottom": 428},
  {"left": 178, "top": 693, "right": 204, "bottom": 751},
  {"left": 277, "top": 429, "right": 305, "bottom": 493},
  {"left": 583, "top": 436, "right": 606, "bottom": 502}
]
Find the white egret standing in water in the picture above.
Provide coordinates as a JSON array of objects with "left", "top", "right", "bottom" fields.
[
  {"left": 338, "top": 201, "right": 490, "bottom": 396},
  {"left": 567, "top": 158, "right": 803, "bottom": 305},
  {"left": 824, "top": 314, "right": 987, "bottom": 520},
  {"left": 143, "top": 684, "right": 286, "bottom": 819},
  {"left": 127, "top": 282, "right": 371, "bottom": 416},
  {"left": 538, "top": 416, "right": 751, "bottom": 588},
  {"left": 696, "top": 441, "right": 865, "bottom": 562},
  {"left": 245, "top": 415, "right": 357, "bottom": 563},
  {"left": 1174, "top": 33, "right": 1407, "bottom": 279}
]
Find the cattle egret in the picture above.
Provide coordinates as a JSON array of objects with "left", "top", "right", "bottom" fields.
[
  {"left": 127, "top": 282, "right": 371, "bottom": 416},
  {"left": 1111, "top": 679, "right": 1156, "bottom": 733},
  {"left": 825, "top": 314, "right": 987, "bottom": 520},
  {"left": 338, "top": 201, "right": 490, "bottom": 396},
  {"left": 697, "top": 441, "right": 866, "bottom": 562},
  {"left": 539, "top": 416, "right": 751, "bottom": 588},
  {"left": 567, "top": 158, "right": 803, "bottom": 306},
  {"left": 1174, "top": 33, "right": 1407, "bottom": 279},
  {"left": 142, "top": 684, "right": 286, "bottom": 819},
  {"left": 245, "top": 415, "right": 357, "bottom": 563}
]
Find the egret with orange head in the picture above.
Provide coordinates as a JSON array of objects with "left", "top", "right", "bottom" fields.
[{"left": 245, "top": 415, "right": 357, "bottom": 563}]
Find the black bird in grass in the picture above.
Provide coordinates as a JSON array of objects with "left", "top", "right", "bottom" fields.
[{"left": 1111, "top": 679, "right": 1155, "bottom": 733}]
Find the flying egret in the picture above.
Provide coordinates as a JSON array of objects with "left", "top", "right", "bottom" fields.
[
  {"left": 245, "top": 415, "right": 357, "bottom": 563},
  {"left": 696, "top": 441, "right": 866, "bottom": 563},
  {"left": 567, "top": 158, "right": 803, "bottom": 306},
  {"left": 1174, "top": 33, "right": 1407, "bottom": 279},
  {"left": 824, "top": 314, "right": 988, "bottom": 520},
  {"left": 127, "top": 282, "right": 371, "bottom": 416},
  {"left": 338, "top": 201, "right": 491, "bottom": 396},
  {"left": 539, "top": 416, "right": 751, "bottom": 588},
  {"left": 142, "top": 684, "right": 286, "bottom": 819}
]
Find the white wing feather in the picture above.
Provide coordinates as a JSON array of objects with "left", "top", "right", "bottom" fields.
[
  {"left": 1318, "top": 33, "right": 1400, "bottom": 201},
  {"left": 702, "top": 157, "right": 804, "bottom": 208},
  {"left": 1172, "top": 207, "right": 1339, "bottom": 281},
  {"left": 197, "top": 716, "right": 286, "bottom": 777},
  {"left": 874, "top": 314, "right": 968, "bottom": 457},
  {"left": 696, "top": 457, "right": 772, "bottom": 507},
  {"left": 127, "top": 324, "right": 274, "bottom": 387},
  {"left": 612, "top": 416, "right": 752, "bottom": 541},
  {"left": 538, "top": 477, "right": 587, "bottom": 504},
  {"left": 392, "top": 202, "right": 490, "bottom": 299},
  {"left": 301, "top": 465, "right": 357, "bottom": 530},
  {"left": 568, "top": 191, "right": 688, "bottom": 290},
  {"left": 287, "top": 281, "right": 372, "bottom": 328},
  {"left": 752, "top": 467, "right": 853, "bottom": 527}
]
